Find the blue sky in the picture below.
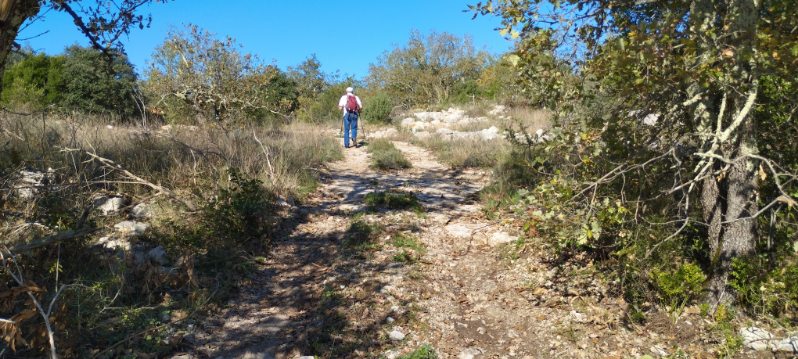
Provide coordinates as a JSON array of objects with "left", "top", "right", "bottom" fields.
[{"left": 19, "top": 0, "right": 513, "bottom": 79}]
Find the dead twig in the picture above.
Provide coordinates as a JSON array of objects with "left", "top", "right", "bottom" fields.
[{"left": 0, "top": 247, "right": 72, "bottom": 359}]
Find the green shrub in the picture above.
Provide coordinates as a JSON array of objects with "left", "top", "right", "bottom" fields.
[
  {"left": 391, "top": 233, "right": 426, "bottom": 263},
  {"left": 653, "top": 262, "right": 706, "bottom": 313},
  {"left": 1, "top": 52, "right": 65, "bottom": 110},
  {"left": 154, "top": 168, "right": 276, "bottom": 285},
  {"left": 367, "top": 139, "right": 411, "bottom": 170},
  {"left": 364, "top": 190, "right": 422, "bottom": 212},
  {"left": 398, "top": 345, "right": 438, "bottom": 359},
  {"left": 202, "top": 168, "right": 276, "bottom": 248},
  {"left": 364, "top": 92, "right": 393, "bottom": 123},
  {"left": 344, "top": 219, "right": 383, "bottom": 252},
  {"left": 730, "top": 257, "right": 798, "bottom": 319},
  {"left": 392, "top": 233, "right": 425, "bottom": 253},
  {"left": 393, "top": 250, "right": 416, "bottom": 263},
  {"left": 61, "top": 46, "right": 139, "bottom": 118}
]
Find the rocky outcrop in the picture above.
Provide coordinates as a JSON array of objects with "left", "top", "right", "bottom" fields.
[{"left": 740, "top": 327, "right": 798, "bottom": 353}]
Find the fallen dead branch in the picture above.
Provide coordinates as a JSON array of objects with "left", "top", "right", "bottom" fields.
[{"left": 59, "top": 147, "right": 197, "bottom": 211}]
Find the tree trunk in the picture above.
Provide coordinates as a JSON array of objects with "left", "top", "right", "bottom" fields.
[
  {"left": 696, "top": 0, "right": 760, "bottom": 305},
  {"left": 0, "top": 0, "right": 40, "bottom": 88}
]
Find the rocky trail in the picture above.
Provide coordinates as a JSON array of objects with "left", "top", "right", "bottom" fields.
[{"left": 173, "top": 140, "right": 734, "bottom": 359}]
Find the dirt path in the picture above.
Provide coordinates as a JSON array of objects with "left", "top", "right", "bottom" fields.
[{"left": 174, "top": 141, "right": 688, "bottom": 359}]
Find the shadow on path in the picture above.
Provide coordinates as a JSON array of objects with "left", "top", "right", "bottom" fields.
[{"left": 174, "top": 142, "right": 487, "bottom": 358}]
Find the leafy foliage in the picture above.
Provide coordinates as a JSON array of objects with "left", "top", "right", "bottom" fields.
[
  {"left": 363, "top": 92, "right": 393, "bottom": 124},
  {"left": 60, "top": 46, "right": 139, "bottom": 117},
  {"left": 476, "top": 55, "right": 523, "bottom": 103},
  {"left": 730, "top": 256, "right": 798, "bottom": 319},
  {"left": 145, "top": 25, "right": 297, "bottom": 124},
  {"left": 367, "top": 31, "right": 489, "bottom": 107},
  {"left": 288, "top": 54, "right": 328, "bottom": 101},
  {"left": 653, "top": 263, "right": 707, "bottom": 312},
  {"left": 473, "top": 0, "right": 798, "bottom": 311},
  {"left": 1, "top": 47, "right": 138, "bottom": 117},
  {"left": 202, "top": 169, "right": 276, "bottom": 249},
  {"left": 1, "top": 53, "right": 64, "bottom": 110}
]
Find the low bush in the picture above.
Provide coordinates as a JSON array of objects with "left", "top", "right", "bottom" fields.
[
  {"left": 653, "top": 262, "right": 707, "bottom": 313},
  {"left": 344, "top": 218, "right": 383, "bottom": 252},
  {"left": 367, "top": 139, "right": 411, "bottom": 170},
  {"left": 391, "top": 233, "right": 426, "bottom": 263},
  {"left": 364, "top": 92, "right": 393, "bottom": 124},
  {"left": 364, "top": 190, "right": 423, "bottom": 213},
  {"left": 392, "top": 233, "right": 425, "bottom": 253},
  {"left": 481, "top": 123, "right": 716, "bottom": 320},
  {"left": 730, "top": 256, "right": 798, "bottom": 320}
]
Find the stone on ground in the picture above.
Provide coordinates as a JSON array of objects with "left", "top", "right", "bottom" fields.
[
  {"left": 741, "top": 327, "right": 775, "bottom": 351},
  {"left": 114, "top": 220, "right": 150, "bottom": 236},
  {"left": 389, "top": 328, "right": 406, "bottom": 341},
  {"left": 96, "top": 196, "right": 126, "bottom": 216},
  {"left": 445, "top": 223, "right": 473, "bottom": 238},
  {"left": 488, "top": 231, "right": 517, "bottom": 246}
]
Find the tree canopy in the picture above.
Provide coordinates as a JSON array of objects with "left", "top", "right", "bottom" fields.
[
  {"left": 367, "top": 31, "right": 490, "bottom": 107},
  {"left": 145, "top": 25, "right": 297, "bottom": 124}
]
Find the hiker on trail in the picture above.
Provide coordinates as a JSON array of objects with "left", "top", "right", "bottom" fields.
[{"left": 338, "top": 87, "right": 363, "bottom": 148}]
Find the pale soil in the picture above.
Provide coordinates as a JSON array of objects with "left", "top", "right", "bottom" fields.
[{"left": 174, "top": 139, "right": 738, "bottom": 359}]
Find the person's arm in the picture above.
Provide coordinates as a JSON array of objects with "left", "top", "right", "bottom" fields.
[
  {"left": 338, "top": 96, "right": 345, "bottom": 110},
  {"left": 357, "top": 96, "right": 363, "bottom": 109}
]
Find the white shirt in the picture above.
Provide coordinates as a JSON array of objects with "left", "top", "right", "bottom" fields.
[{"left": 338, "top": 94, "right": 363, "bottom": 115}]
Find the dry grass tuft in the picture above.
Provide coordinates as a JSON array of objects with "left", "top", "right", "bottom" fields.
[
  {"left": 367, "top": 139, "right": 411, "bottom": 170},
  {"left": 411, "top": 136, "right": 509, "bottom": 169},
  {"left": 498, "top": 107, "right": 552, "bottom": 132}
]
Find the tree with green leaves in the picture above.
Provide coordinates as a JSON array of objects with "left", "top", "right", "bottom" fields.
[
  {"left": 1, "top": 52, "right": 64, "bottom": 110},
  {"left": 0, "top": 47, "right": 138, "bottom": 117},
  {"left": 0, "top": 0, "right": 167, "bottom": 91},
  {"left": 473, "top": 0, "right": 798, "bottom": 304},
  {"left": 367, "top": 31, "right": 490, "bottom": 107},
  {"left": 145, "top": 25, "right": 297, "bottom": 124},
  {"left": 476, "top": 54, "right": 524, "bottom": 103},
  {"left": 59, "top": 46, "right": 138, "bottom": 118},
  {"left": 288, "top": 54, "right": 328, "bottom": 100}
]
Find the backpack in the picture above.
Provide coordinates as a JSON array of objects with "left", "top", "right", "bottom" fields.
[{"left": 345, "top": 95, "right": 360, "bottom": 113}]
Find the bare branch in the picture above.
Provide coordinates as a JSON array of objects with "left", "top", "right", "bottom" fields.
[
  {"left": 59, "top": 147, "right": 196, "bottom": 211},
  {"left": 718, "top": 87, "right": 757, "bottom": 143}
]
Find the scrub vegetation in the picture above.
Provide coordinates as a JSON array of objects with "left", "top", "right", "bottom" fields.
[{"left": 0, "top": 0, "right": 796, "bottom": 357}]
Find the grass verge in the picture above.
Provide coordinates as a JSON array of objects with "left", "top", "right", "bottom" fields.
[
  {"left": 398, "top": 345, "right": 438, "bottom": 359},
  {"left": 391, "top": 232, "right": 426, "bottom": 263},
  {"left": 367, "top": 139, "right": 411, "bottom": 170},
  {"left": 364, "top": 190, "right": 423, "bottom": 213},
  {"left": 412, "top": 135, "right": 509, "bottom": 169},
  {"left": 344, "top": 217, "right": 384, "bottom": 252}
]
